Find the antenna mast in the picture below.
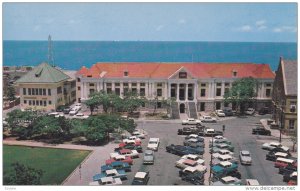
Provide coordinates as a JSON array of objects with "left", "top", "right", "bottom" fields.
[{"left": 48, "top": 35, "right": 55, "bottom": 66}]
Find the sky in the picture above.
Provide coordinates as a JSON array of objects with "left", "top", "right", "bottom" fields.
[{"left": 3, "top": 2, "right": 298, "bottom": 42}]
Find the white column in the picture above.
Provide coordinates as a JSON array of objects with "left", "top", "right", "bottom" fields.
[
  {"left": 168, "top": 83, "right": 171, "bottom": 97},
  {"left": 208, "top": 82, "right": 212, "bottom": 98},
  {"left": 221, "top": 81, "right": 225, "bottom": 96},
  {"left": 129, "top": 82, "right": 132, "bottom": 91},
  {"left": 80, "top": 82, "right": 84, "bottom": 98},
  {"left": 112, "top": 82, "right": 115, "bottom": 92},
  {"left": 185, "top": 83, "right": 188, "bottom": 101},
  {"left": 120, "top": 83, "right": 124, "bottom": 98},
  {"left": 97, "top": 82, "right": 100, "bottom": 92},
  {"left": 145, "top": 82, "right": 149, "bottom": 98},
  {"left": 164, "top": 83, "right": 168, "bottom": 99},
  {"left": 194, "top": 83, "right": 197, "bottom": 101},
  {"left": 261, "top": 83, "right": 265, "bottom": 98},
  {"left": 176, "top": 83, "right": 180, "bottom": 101}
]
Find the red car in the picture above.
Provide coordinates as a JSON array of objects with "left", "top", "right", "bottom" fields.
[
  {"left": 106, "top": 155, "right": 133, "bottom": 165},
  {"left": 288, "top": 180, "right": 297, "bottom": 185},
  {"left": 274, "top": 158, "right": 297, "bottom": 168},
  {"left": 119, "top": 140, "right": 141, "bottom": 148}
]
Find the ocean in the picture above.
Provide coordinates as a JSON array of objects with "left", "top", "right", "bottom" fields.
[{"left": 3, "top": 41, "right": 297, "bottom": 71}]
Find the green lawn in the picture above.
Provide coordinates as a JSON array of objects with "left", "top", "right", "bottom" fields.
[{"left": 3, "top": 145, "right": 91, "bottom": 185}]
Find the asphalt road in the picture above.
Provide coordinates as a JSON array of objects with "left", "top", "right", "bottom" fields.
[{"left": 123, "top": 114, "right": 287, "bottom": 185}]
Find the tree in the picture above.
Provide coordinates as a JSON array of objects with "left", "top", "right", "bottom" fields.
[
  {"left": 85, "top": 95, "right": 99, "bottom": 115},
  {"left": 123, "top": 91, "right": 145, "bottom": 114},
  {"left": 290, "top": 130, "right": 297, "bottom": 152},
  {"left": 4, "top": 163, "right": 43, "bottom": 185},
  {"left": 7, "top": 85, "right": 16, "bottom": 101},
  {"left": 224, "top": 77, "right": 258, "bottom": 114},
  {"left": 161, "top": 97, "right": 176, "bottom": 115}
]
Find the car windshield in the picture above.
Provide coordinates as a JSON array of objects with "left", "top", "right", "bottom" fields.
[
  {"left": 242, "top": 153, "right": 250, "bottom": 156},
  {"left": 149, "top": 141, "right": 157, "bottom": 144}
]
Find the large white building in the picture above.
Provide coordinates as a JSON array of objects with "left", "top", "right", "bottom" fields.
[{"left": 76, "top": 62, "right": 275, "bottom": 118}]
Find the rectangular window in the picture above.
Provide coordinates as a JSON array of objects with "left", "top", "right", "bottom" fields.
[
  {"left": 36, "top": 100, "right": 39, "bottom": 106},
  {"left": 157, "top": 102, "right": 162, "bottom": 108},
  {"left": 29, "top": 100, "right": 32, "bottom": 105},
  {"left": 157, "top": 83, "right": 162, "bottom": 87},
  {"left": 179, "top": 72, "right": 187, "bottom": 79},
  {"left": 57, "top": 87, "right": 62, "bottom": 94},
  {"left": 201, "top": 83, "right": 206, "bottom": 87},
  {"left": 39, "top": 88, "right": 42, "bottom": 95},
  {"left": 140, "top": 83, "right": 145, "bottom": 87},
  {"left": 106, "top": 88, "right": 111, "bottom": 94},
  {"left": 24, "top": 100, "right": 27, "bottom": 104},
  {"left": 124, "top": 88, "right": 129, "bottom": 95},
  {"left": 290, "top": 102, "right": 296, "bottom": 112},
  {"left": 43, "top": 89, "right": 46, "bottom": 95},
  {"left": 200, "top": 103, "right": 205, "bottom": 111},
  {"left": 35, "top": 88, "right": 38, "bottom": 95},
  {"left": 216, "top": 88, "right": 221, "bottom": 96},
  {"left": 89, "top": 83, "right": 95, "bottom": 86},
  {"left": 32, "top": 100, "right": 35, "bottom": 105},
  {"left": 123, "top": 83, "right": 128, "bottom": 87},
  {"left": 157, "top": 89, "right": 162, "bottom": 96},
  {"left": 44, "top": 101, "right": 47, "bottom": 106},
  {"left": 216, "top": 102, "right": 221, "bottom": 110},
  {"left": 115, "top": 83, "right": 120, "bottom": 87},
  {"left": 49, "top": 100, "right": 52, "bottom": 105},
  {"left": 266, "top": 89, "right": 271, "bottom": 97},
  {"left": 28, "top": 88, "right": 31, "bottom": 95},
  {"left": 225, "top": 88, "right": 229, "bottom": 94},
  {"left": 78, "top": 86, "right": 81, "bottom": 91},
  {"left": 115, "top": 88, "right": 120, "bottom": 96},
  {"left": 225, "top": 83, "right": 230, "bottom": 86},
  {"left": 124, "top": 71, "right": 128, "bottom": 77},
  {"left": 132, "top": 83, "right": 137, "bottom": 87},
  {"left": 32, "top": 88, "right": 35, "bottom": 95},
  {"left": 132, "top": 88, "right": 137, "bottom": 94},
  {"left": 289, "top": 120, "right": 295, "bottom": 129},
  {"left": 201, "top": 89, "right": 206, "bottom": 97},
  {"left": 40, "top": 100, "right": 43, "bottom": 105},
  {"left": 48, "top": 89, "right": 51, "bottom": 96},
  {"left": 266, "top": 83, "right": 272, "bottom": 87},
  {"left": 140, "top": 88, "right": 145, "bottom": 96},
  {"left": 77, "top": 78, "right": 81, "bottom": 82},
  {"left": 106, "top": 83, "right": 111, "bottom": 87},
  {"left": 23, "top": 88, "right": 26, "bottom": 95},
  {"left": 217, "top": 83, "right": 222, "bottom": 86}
]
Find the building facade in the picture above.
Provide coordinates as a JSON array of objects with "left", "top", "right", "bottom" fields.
[
  {"left": 76, "top": 62, "right": 275, "bottom": 116},
  {"left": 16, "top": 63, "right": 76, "bottom": 111},
  {"left": 272, "top": 58, "right": 297, "bottom": 134}
]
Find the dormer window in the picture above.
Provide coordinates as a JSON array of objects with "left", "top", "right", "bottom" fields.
[
  {"left": 232, "top": 70, "right": 237, "bottom": 77},
  {"left": 124, "top": 71, "right": 128, "bottom": 77}
]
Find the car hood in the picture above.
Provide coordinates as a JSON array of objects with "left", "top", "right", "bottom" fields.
[
  {"left": 241, "top": 156, "right": 252, "bottom": 161},
  {"left": 144, "top": 155, "right": 154, "bottom": 161}
]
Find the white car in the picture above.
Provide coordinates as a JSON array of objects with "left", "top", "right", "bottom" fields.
[
  {"left": 175, "top": 159, "right": 207, "bottom": 173},
  {"left": 182, "top": 118, "right": 202, "bottom": 125},
  {"left": 74, "top": 103, "right": 82, "bottom": 110},
  {"left": 89, "top": 177, "right": 122, "bottom": 186},
  {"left": 123, "top": 136, "right": 141, "bottom": 144},
  {"left": 245, "top": 108, "right": 255, "bottom": 115},
  {"left": 147, "top": 138, "right": 160, "bottom": 151},
  {"left": 69, "top": 107, "right": 79, "bottom": 116},
  {"left": 200, "top": 116, "right": 217, "bottom": 123},
  {"left": 132, "top": 130, "right": 146, "bottom": 139},
  {"left": 212, "top": 176, "right": 242, "bottom": 186},
  {"left": 216, "top": 110, "right": 226, "bottom": 117},
  {"left": 118, "top": 149, "right": 139, "bottom": 159},
  {"left": 262, "top": 142, "right": 289, "bottom": 152},
  {"left": 212, "top": 154, "right": 238, "bottom": 166},
  {"left": 246, "top": 179, "right": 260, "bottom": 186},
  {"left": 212, "top": 149, "right": 234, "bottom": 158},
  {"left": 181, "top": 154, "right": 205, "bottom": 165},
  {"left": 239, "top": 150, "right": 252, "bottom": 165}
]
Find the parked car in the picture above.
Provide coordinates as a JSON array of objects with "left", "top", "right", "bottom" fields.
[
  {"left": 166, "top": 144, "right": 190, "bottom": 156},
  {"left": 198, "top": 128, "right": 223, "bottom": 137},
  {"left": 122, "top": 136, "right": 141, "bottom": 144},
  {"left": 258, "top": 107, "right": 270, "bottom": 115},
  {"left": 212, "top": 149, "right": 234, "bottom": 158},
  {"left": 184, "top": 134, "right": 204, "bottom": 142},
  {"left": 182, "top": 118, "right": 202, "bottom": 125},
  {"left": 213, "top": 170, "right": 242, "bottom": 180},
  {"left": 105, "top": 155, "right": 133, "bottom": 165},
  {"left": 210, "top": 143, "right": 234, "bottom": 153},
  {"left": 56, "top": 105, "right": 65, "bottom": 112},
  {"left": 69, "top": 107, "right": 79, "bottom": 116},
  {"left": 183, "top": 138, "right": 205, "bottom": 147},
  {"left": 89, "top": 177, "right": 122, "bottom": 186},
  {"left": 274, "top": 157, "right": 297, "bottom": 168},
  {"left": 115, "top": 144, "right": 143, "bottom": 153},
  {"left": 239, "top": 150, "right": 252, "bottom": 165},
  {"left": 212, "top": 161, "right": 238, "bottom": 176},
  {"left": 279, "top": 163, "right": 297, "bottom": 175},
  {"left": 184, "top": 145, "right": 205, "bottom": 155},
  {"left": 252, "top": 127, "right": 271, "bottom": 136},
  {"left": 223, "top": 107, "right": 234, "bottom": 116},
  {"left": 74, "top": 103, "right": 82, "bottom": 110},
  {"left": 216, "top": 110, "right": 226, "bottom": 117},
  {"left": 119, "top": 140, "right": 141, "bottom": 148},
  {"left": 262, "top": 142, "right": 289, "bottom": 152},
  {"left": 283, "top": 171, "right": 297, "bottom": 182},
  {"left": 93, "top": 169, "right": 127, "bottom": 181},
  {"left": 266, "top": 151, "right": 291, "bottom": 161},
  {"left": 131, "top": 171, "right": 150, "bottom": 185},
  {"left": 101, "top": 161, "right": 131, "bottom": 172},
  {"left": 245, "top": 108, "right": 255, "bottom": 115},
  {"left": 178, "top": 127, "right": 201, "bottom": 135},
  {"left": 147, "top": 138, "right": 160, "bottom": 151},
  {"left": 132, "top": 130, "right": 146, "bottom": 139},
  {"left": 245, "top": 179, "right": 260, "bottom": 186},
  {"left": 212, "top": 176, "right": 242, "bottom": 186},
  {"left": 200, "top": 116, "right": 217, "bottom": 123},
  {"left": 209, "top": 139, "right": 232, "bottom": 147},
  {"left": 181, "top": 154, "right": 205, "bottom": 165},
  {"left": 179, "top": 167, "right": 205, "bottom": 185},
  {"left": 143, "top": 149, "right": 155, "bottom": 165},
  {"left": 212, "top": 154, "right": 238, "bottom": 166},
  {"left": 175, "top": 159, "right": 207, "bottom": 173},
  {"left": 63, "top": 107, "right": 71, "bottom": 114},
  {"left": 118, "top": 149, "right": 139, "bottom": 159},
  {"left": 270, "top": 147, "right": 290, "bottom": 154}
]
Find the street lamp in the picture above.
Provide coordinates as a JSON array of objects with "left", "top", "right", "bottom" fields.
[
  {"left": 279, "top": 105, "right": 284, "bottom": 143},
  {"left": 209, "top": 134, "right": 214, "bottom": 185}
]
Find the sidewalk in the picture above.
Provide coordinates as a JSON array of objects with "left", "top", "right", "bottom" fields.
[{"left": 260, "top": 119, "right": 290, "bottom": 139}]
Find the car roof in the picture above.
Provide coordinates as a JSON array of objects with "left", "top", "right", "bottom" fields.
[
  {"left": 120, "top": 149, "right": 131, "bottom": 153},
  {"left": 214, "top": 135, "right": 224, "bottom": 139},
  {"left": 188, "top": 138, "right": 198, "bottom": 142},
  {"left": 184, "top": 166, "right": 197, "bottom": 172},
  {"left": 189, "top": 134, "right": 198, "bottom": 137},
  {"left": 222, "top": 176, "right": 235, "bottom": 182},
  {"left": 187, "top": 118, "right": 195, "bottom": 120},
  {"left": 219, "top": 149, "right": 230, "bottom": 153},
  {"left": 219, "top": 154, "right": 232, "bottom": 160},
  {"left": 275, "top": 152, "right": 288, "bottom": 157},
  {"left": 291, "top": 172, "right": 297, "bottom": 176},
  {"left": 246, "top": 179, "right": 260, "bottom": 185},
  {"left": 184, "top": 159, "right": 197, "bottom": 166},
  {"left": 270, "top": 142, "right": 281, "bottom": 146},
  {"left": 115, "top": 155, "right": 126, "bottom": 160},
  {"left": 220, "top": 161, "right": 232, "bottom": 166},
  {"left": 111, "top": 161, "right": 124, "bottom": 166},
  {"left": 276, "top": 157, "right": 294, "bottom": 163},
  {"left": 101, "top": 177, "right": 114, "bottom": 182},
  {"left": 241, "top": 150, "right": 250, "bottom": 155},
  {"left": 149, "top": 138, "right": 159, "bottom": 141},
  {"left": 185, "top": 154, "right": 198, "bottom": 159},
  {"left": 135, "top": 172, "right": 147, "bottom": 179},
  {"left": 106, "top": 169, "right": 118, "bottom": 175}
]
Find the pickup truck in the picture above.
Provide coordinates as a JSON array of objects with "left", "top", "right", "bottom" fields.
[
  {"left": 252, "top": 127, "right": 271, "bottom": 136},
  {"left": 182, "top": 118, "right": 202, "bottom": 125},
  {"left": 198, "top": 128, "right": 223, "bottom": 137},
  {"left": 178, "top": 127, "right": 201, "bottom": 135}
]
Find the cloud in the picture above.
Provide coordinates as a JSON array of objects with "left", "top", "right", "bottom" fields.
[
  {"left": 236, "top": 25, "right": 252, "bottom": 32},
  {"left": 33, "top": 25, "right": 41, "bottom": 32},
  {"left": 155, "top": 25, "right": 164, "bottom": 31},
  {"left": 273, "top": 26, "right": 297, "bottom": 33},
  {"left": 178, "top": 19, "right": 186, "bottom": 24},
  {"left": 256, "top": 20, "right": 266, "bottom": 26},
  {"left": 258, "top": 25, "right": 267, "bottom": 30}
]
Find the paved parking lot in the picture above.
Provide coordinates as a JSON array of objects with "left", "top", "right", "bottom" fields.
[{"left": 121, "top": 114, "right": 288, "bottom": 185}]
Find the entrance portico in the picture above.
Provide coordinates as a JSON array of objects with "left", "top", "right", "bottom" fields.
[{"left": 169, "top": 82, "right": 197, "bottom": 102}]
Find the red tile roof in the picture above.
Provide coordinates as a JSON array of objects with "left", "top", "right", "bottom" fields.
[{"left": 76, "top": 62, "right": 275, "bottom": 79}]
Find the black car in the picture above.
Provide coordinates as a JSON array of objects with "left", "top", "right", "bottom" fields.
[
  {"left": 266, "top": 151, "right": 291, "bottom": 161},
  {"left": 270, "top": 147, "right": 290, "bottom": 154},
  {"left": 178, "top": 127, "right": 200, "bottom": 135},
  {"left": 252, "top": 127, "right": 271, "bottom": 136},
  {"left": 223, "top": 107, "right": 234, "bottom": 116},
  {"left": 184, "top": 145, "right": 205, "bottom": 155},
  {"left": 56, "top": 105, "right": 66, "bottom": 112},
  {"left": 258, "top": 107, "right": 270, "bottom": 115},
  {"left": 283, "top": 171, "right": 297, "bottom": 182},
  {"left": 132, "top": 171, "right": 150, "bottom": 185},
  {"left": 183, "top": 140, "right": 205, "bottom": 147},
  {"left": 166, "top": 144, "right": 190, "bottom": 156},
  {"left": 279, "top": 164, "right": 297, "bottom": 175},
  {"left": 179, "top": 171, "right": 204, "bottom": 185},
  {"left": 63, "top": 107, "right": 71, "bottom": 114}
]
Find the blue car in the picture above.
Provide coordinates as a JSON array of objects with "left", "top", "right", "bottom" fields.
[
  {"left": 101, "top": 161, "right": 131, "bottom": 172},
  {"left": 212, "top": 161, "right": 238, "bottom": 176},
  {"left": 93, "top": 169, "right": 127, "bottom": 181}
]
